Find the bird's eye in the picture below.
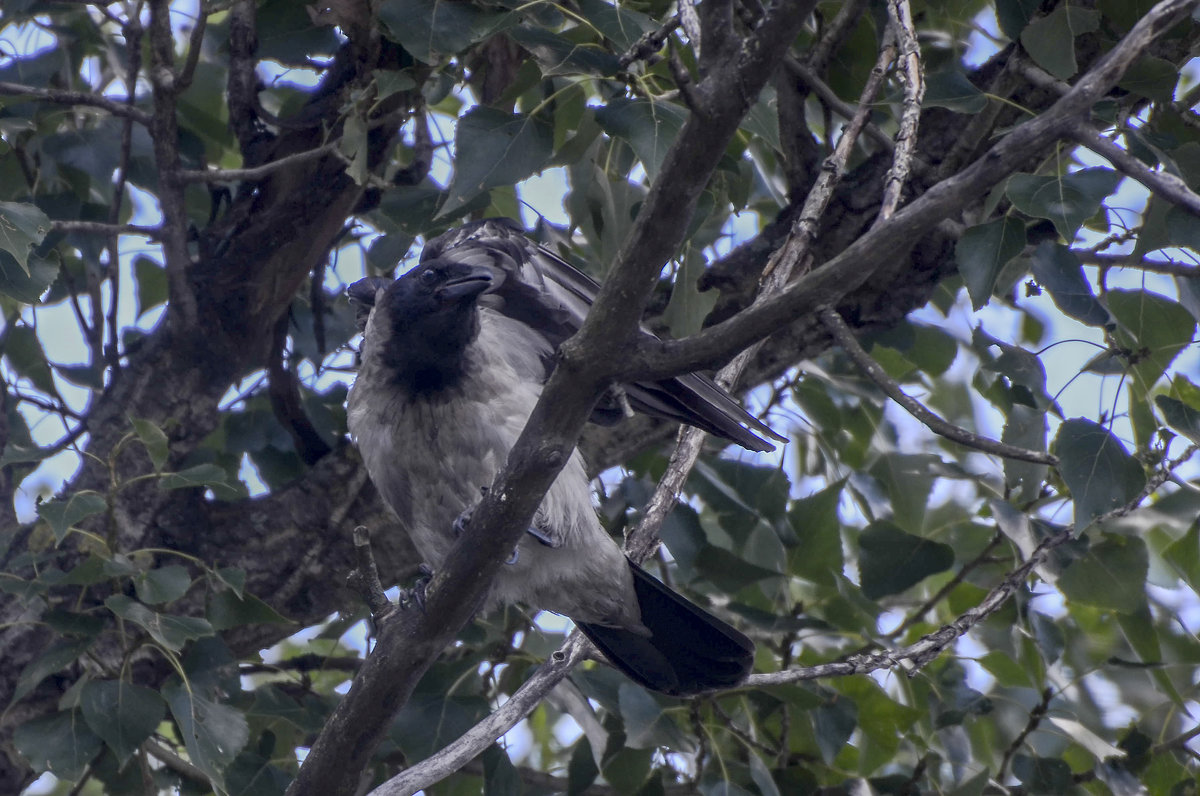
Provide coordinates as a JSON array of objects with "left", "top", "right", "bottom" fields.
[{"left": 418, "top": 269, "right": 439, "bottom": 285}]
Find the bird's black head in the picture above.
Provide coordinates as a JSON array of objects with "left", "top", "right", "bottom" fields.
[{"left": 353, "top": 258, "right": 495, "bottom": 395}]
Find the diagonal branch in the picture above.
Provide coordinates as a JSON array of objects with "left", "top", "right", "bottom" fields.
[
  {"left": 819, "top": 307, "right": 1060, "bottom": 466},
  {"left": 629, "top": 0, "right": 1200, "bottom": 383},
  {"left": 1071, "top": 121, "right": 1200, "bottom": 219}
]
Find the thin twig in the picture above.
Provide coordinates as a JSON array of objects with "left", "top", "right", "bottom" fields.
[
  {"left": 619, "top": 16, "right": 680, "bottom": 69},
  {"left": 1072, "top": 121, "right": 1200, "bottom": 219},
  {"left": 50, "top": 220, "right": 161, "bottom": 238},
  {"left": 143, "top": 738, "right": 211, "bottom": 787},
  {"left": 999, "top": 688, "right": 1054, "bottom": 776},
  {"left": 0, "top": 82, "right": 152, "bottom": 125},
  {"left": 876, "top": 0, "right": 924, "bottom": 224},
  {"left": 784, "top": 57, "right": 899, "bottom": 154},
  {"left": 882, "top": 532, "right": 1006, "bottom": 641},
  {"left": 747, "top": 442, "right": 1199, "bottom": 688},
  {"left": 807, "top": 0, "right": 870, "bottom": 73},
  {"left": 1071, "top": 250, "right": 1200, "bottom": 278},
  {"left": 368, "top": 633, "right": 592, "bottom": 796},
  {"left": 818, "top": 306, "right": 1059, "bottom": 466}
]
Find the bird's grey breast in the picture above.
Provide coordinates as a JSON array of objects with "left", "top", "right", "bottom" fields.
[{"left": 348, "top": 311, "right": 544, "bottom": 566}]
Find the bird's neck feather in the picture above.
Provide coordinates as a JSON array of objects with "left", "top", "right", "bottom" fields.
[{"left": 379, "top": 306, "right": 480, "bottom": 397}]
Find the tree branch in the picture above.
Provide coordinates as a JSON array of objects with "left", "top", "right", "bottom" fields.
[
  {"left": 146, "top": 0, "right": 199, "bottom": 330},
  {"left": 630, "top": 0, "right": 1200, "bottom": 382},
  {"left": 1071, "top": 121, "right": 1200, "bottom": 219},
  {"left": 0, "top": 82, "right": 152, "bottom": 125},
  {"left": 876, "top": 0, "right": 924, "bottom": 224},
  {"left": 819, "top": 307, "right": 1060, "bottom": 465}
]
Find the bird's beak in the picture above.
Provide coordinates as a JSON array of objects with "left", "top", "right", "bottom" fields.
[{"left": 435, "top": 265, "right": 494, "bottom": 303}]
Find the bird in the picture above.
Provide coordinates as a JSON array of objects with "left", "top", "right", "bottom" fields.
[{"left": 346, "top": 218, "right": 783, "bottom": 695}]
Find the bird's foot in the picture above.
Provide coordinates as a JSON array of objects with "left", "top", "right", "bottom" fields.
[
  {"left": 453, "top": 486, "right": 490, "bottom": 536},
  {"left": 399, "top": 563, "right": 434, "bottom": 612}
]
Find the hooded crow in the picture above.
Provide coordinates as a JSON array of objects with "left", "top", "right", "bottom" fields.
[{"left": 347, "top": 218, "right": 781, "bottom": 695}]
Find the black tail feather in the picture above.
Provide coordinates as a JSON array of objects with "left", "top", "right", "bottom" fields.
[{"left": 576, "top": 561, "right": 754, "bottom": 696}]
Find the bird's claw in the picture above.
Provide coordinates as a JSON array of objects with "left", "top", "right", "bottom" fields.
[
  {"left": 453, "top": 486, "right": 490, "bottom": 537},
  {"left": 399, "top": 563, "right": 434, "bottom": 612}
]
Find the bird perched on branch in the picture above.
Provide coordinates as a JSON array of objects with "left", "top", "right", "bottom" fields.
[{"left": 347, "top": 218, "right": 783, "bottom": 695}]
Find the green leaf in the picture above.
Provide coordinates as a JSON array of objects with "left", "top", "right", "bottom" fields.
[
  {"left": 923, "top": 71, "right": 987, "bottom": 114},
  {"left": 1019, "top": 5, "right": 1100, "bottom": 79},
  {"left": 979, "top": 651, "right": 1034, "bottom": 688},
  {"left": 133, "top": 564, "right": 192, "bottom": 605},
  {"left": 1053, "top": 419, "right": 1146, "bottom": 525},
  {"left": 1157, "top": 395, "right": 1200, "bottom": 444},
  {"left": 1165, "top": 203, "right": 1200, "bottom": 250},
  {"left": 1107, "top": 289, "right": 1196, "bottom": 398},
  {"left": 12, "top": 638, "right": 93, "bottom": 706},
  {"left": 1163, "top": 520, "right": 1200, "bottom": 593},
  {"left": 618, "top": 684, "right": 695, "bottom": 750},
  {"left": 1118, "top": 55, "right": 1180, "bottom": 103},
  {"left": 1006, "top": 167, "right": 1121, "bottom": 240},
  {"left": 1058, "top": 535, "right": 1148, "bottom": 613},
  {"left": 13, "top": 710, "right": 103, "bottom": 782},
  {"left": 440, "top": 108, "right": 553, "bottom": 217},
  {"left": 0, "top": 250, "right": 59, "bottom": 303},
  {"left": 1030, "top": 242, "right": 1110, "bottom": 327},
  {"left": 1003, "top": 404, "right": 1048, "bottom": 504},
  {"left": 6, "top": 323, "right": 58, "bottom": 396},
  {"left": 857, "top": 522, "right": 954, "bottom": 600},
  {"left": 372, "top": 68, "right": 417, "bottom": 99},
  {"left": 131, "top": 417, "right": 170, "bottom": 471},
  {"left": 663, "top": 249, "right": 718, "bottom": 338},
  {"left": 955, "top": 216, "right": 1025, "bottom": 309},
  {"left": 37, "top": 492, "right": 107, "bottom": 543},
  {"left": 1012, "top": 754, "right": 1072, "bottom": 792},
  {"left": 207, "top": 588, "right": 291, "bottom": 631},
  {"left": 694, "top": 546, "right": 783, "bottom": 593},
  {"left": 995, "top": 0, "right": 1041, "bottom": 39},
  {"left": 576, "top": 0, "right": 656, "bottom": 51},
  {"left": 595, "top": 98, "right": 688, "bottom": 182},
  {"left": 133, "top": 255, "right": 168, "bottom": 316},
  {"left": 508, "top": 25, "right": 621, "bottom": 77},
  {"left": 160, "top": 462, "right": 243, "bottom": 499},
  {"left": 163, "top": 676, "right": 249, "bottom": 789},
  {"left": 213, "top": 566, "right": 247, "bottom": 599},
  {"left": 868, "top": 454, "right": 936, "bottom": 533},
  {"left": 0, "top": 200, "right": 50, "bottom": 271},
  {"left": 104, "top": 595, "right": 214, "bottom": 651},
  {"left": 813, "top": 696, "right": 857, "bottom": 764},
  {"left": 568, "top": 737, "right": 599, "bottom": 794},
  {"left": 787, "top": 481, "right": 845, "bottom": 587},
  {"left": 79, "top": 680, "right": 165, "bottom": 765},
  {"left": 377, "top": 0, "right": 512, "bottom": 64},
  {"left": 481, "top": 744, "right": 520, "bottom": 796}
]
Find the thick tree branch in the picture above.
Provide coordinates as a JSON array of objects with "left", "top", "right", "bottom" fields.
[
  {"left": 147, "top": 0, "right": 199, "bottom": 330},
  {"left": 629, "top": 0, "right": 1199, "bottom": 382}
]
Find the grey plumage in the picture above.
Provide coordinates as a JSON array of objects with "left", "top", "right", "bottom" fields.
[{"left": 347, "top": 219, "right": 773, "bottom": 695}]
